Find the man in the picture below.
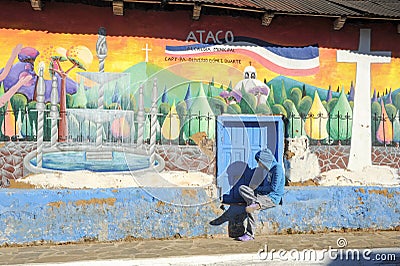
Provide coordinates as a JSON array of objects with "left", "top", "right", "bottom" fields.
[{"left": 237, "top": 148, "right": 285, "bottom": 241}]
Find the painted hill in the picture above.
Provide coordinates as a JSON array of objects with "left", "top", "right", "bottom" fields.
[
  {"left": 124, "top": 62, "right": 192, "bottom": 107},
  {"left": 267, "top": 76, "right": 340, "bottom": 102}
]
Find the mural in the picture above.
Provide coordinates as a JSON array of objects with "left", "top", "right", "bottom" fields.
[{"left": 0, "top": 26, "right": 399, "bottom": 188}]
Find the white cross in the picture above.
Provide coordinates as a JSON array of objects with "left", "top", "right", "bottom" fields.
[
  {"left": 337, "top": 29, "right": 391, "bottom": 172},
  {"left": 142, "top": 43, "right": 152, "bottom": 63}
]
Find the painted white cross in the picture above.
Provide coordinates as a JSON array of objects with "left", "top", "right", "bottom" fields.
[
  {"left": 337, "top": 29, "right": 391, "bottom": 172},
  {"left": 142, "top": 43, "right": 152, "bottom": 63}
]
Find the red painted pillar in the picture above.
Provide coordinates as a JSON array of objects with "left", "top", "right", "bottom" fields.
[{"left": 58, "top": 74, "right": 68, "bottom": 142}]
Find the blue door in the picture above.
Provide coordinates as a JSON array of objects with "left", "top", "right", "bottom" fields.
[{"left": 216, "top": 115, "right": 284, "bottom": 200}]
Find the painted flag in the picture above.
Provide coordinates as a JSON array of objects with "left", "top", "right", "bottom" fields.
[{"left": 165, "top": 37, "right": 319, "bottom": 76}]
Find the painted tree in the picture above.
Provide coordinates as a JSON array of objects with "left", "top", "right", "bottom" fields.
[
  {"left": 348, "top": 81, "right": 355, "bottom": 101},
  {"left": 267, "top": 84, "right": 275, "bottom": 106},
  {"left": 371, "top": 89, "right": 378, "bottom": 103},
  {"left": 161, "top": 85, "right": 169, "bottom": 103},
  {"left": 111, "top": 83, "right": 121, "bottom": 104},
  {"left": 376, "top": 100, "right": 393, "bottom": 144},
  {"left": 49, "top": 45, "right": 93, "bottom": 142},
  {"left": 10, "top": 93, "right": 28, "bottom": 137},
  {"left": 248, "top": 86, "right": 269, "bottom": 106},
  {"left": 304, "top": 91, "right": 328, "bottom": 140},
  {"left": 72, "top": 79, "right": 88, "bottom": 108},
  {"left": 158, "top": 99, "right": 171, "bottom": 129},
  {"left": 227, "top": 103, "right": 241, "bottom": 114},
  {"left": 120, "top": 94, "right": 136, "bottom": 111},
  {"left": 207, "top": 83, "right": 213, "bottom": 98},
  {"left": 10, "top": 93, "right": 27, "bottom": 117},
  {"left": 209, "top": 96, "right": 226, "bottom": 115},
  {"left": 371, "top": 101, "right": 382, "bottom": 142},
  {"left": 328, "top": 89, "right": 353, "bottom": 141},
  {"left": 272, "top": 104, "right": 287, "bottom": 117},
  {"left": 161, "top": 101, "right": 180, "bottom": 141},
  {"left": 298, "top": 95, "right": 312, "bottom": 117},
  {"left": 385, "top": 88, "right": 393, "bottom": 104},
  {"left": 1, "top": 101, "right": 17, "bottom": 138},
  {"left": 325, "top": 85, "right": 332, "bottom": 102},
  {"left": 284, "top": 100, "right": 304, "bottom": 138},
  {"left": 279, "top": 80, "right": 287, "bottom": 104},
  {"left": 255, "top": 103, "right": 272, "bottom": 114},
  {"left": 184, "top": 83, "right": 215, "bottom": 139},
  {"left": 289, "top": 87, "right": 302, "bottom": 108},
  {"left": 176, "top": 100, "right": 187, "bottom": 124},
  {"left": 21, "top": 108, "right": 32, "bottom": 138},
  {"left": 239, "top": 84, "right": 257, "bottom": 114},
  {"left": 392, "top": 110, "right": 400, "bottom": 144},
  {"left": 385, "top": 103, "right": 397, "bottom": 121},
  {"left": 394, "top": 93, "right": 400, "bottom": 110},
  {"left": 184, "top": 84, "right": 192, "bottom": 110},
  {"left": 111, "top": 115, "right": 130, "bottom": 139}
]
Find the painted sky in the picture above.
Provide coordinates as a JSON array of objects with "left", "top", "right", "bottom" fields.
[{"left": 0, "top": 29, "right": 399, "bottom": 94}]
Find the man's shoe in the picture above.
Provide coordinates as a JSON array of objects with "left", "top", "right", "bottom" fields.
[
  {"left": 245, "top": 203, "right": 260, "bottom": 213},
  {"left": 237, "top": 234, "right": 254, "bottom": 242}
]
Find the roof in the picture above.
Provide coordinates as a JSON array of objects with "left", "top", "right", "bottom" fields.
[
  {"left": 166, "top": 0, "right": 400, "bottom": 18},
  {"left": 22, "top": 0, "right": 400, "bottom": 28}
]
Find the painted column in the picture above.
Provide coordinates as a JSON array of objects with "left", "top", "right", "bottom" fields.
[
  {"left": 136, "top": 85, "right": 145, "bottom": 150},
  {"left": 150, "top": 79, "right": 158, "bottom": 165},
  {"left": 36, "top": 62, "right": 46, "bottom": 168},
  {"left": 96, "top": 27, "right": 107, "bottom": 148},
  {"left": 50, "top": 75, "right": 59, "bottom": 147},
  {"left": 337, "top": 29, "right": 391, "bottom": 172}
]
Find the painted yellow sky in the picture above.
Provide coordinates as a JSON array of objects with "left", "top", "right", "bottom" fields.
[{"left": 1, "top": 29, "right": 400, "bottom": 94}]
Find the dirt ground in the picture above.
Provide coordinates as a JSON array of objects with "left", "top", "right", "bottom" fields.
[
  {"left": 8, "top": 179, "right": 39, "bottom": 189},
  {"left": 7, "top": 177, "right": 320, "bottom": 189},
  {"left": 289, "top": 179, "right": 319, "bottom": 186}
]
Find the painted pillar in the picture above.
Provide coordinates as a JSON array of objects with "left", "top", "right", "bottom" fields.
[
  {"left": 137, "top": 85, "right": 145, "bottom": 149},
  {"left": 50, "top": 75, "right": 59, "bottom": 147},
  {"left": 150, "top": 79, "right": 158, "bottom": 165},
  {"left": 337, "top": 29, "right": 391, "bottom": 172},
  {"left": 96, "top": 27, "right": 107, "bottom": 148},
  {"left": 36, "top": 62, "right": 46, "bottom": 168}
]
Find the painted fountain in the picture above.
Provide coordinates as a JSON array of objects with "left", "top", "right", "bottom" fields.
[{"left": 23, "top": 28, "right": 164, "bottom": 176}]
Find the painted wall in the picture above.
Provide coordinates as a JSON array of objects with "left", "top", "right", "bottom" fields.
[
  {"left": 0, "top": 1, "right": 399, "bottom": 180},
  {"left": 0, "top": 186, "right": 398, "bottom": 244}
]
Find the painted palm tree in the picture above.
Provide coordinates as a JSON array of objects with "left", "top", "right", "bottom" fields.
[{"left": 49, "top": 46, "right": 93, "bottom": 142}]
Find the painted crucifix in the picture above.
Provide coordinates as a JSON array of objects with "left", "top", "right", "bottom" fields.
[
  {"left": 142, "top": 43, "right": 152, "bottom": 63},
  {"left": 337, "top": 29, "right": 391, "bottom": 172}
]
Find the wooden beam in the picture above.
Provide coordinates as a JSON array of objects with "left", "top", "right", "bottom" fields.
[
  {"left": 261, "top": 12, "right": 274, "bottom": 26},
  {"left": 113, "top": 0, "right": 124, "bottom": 16},
  {"left": 334, "top": 16, "right": 346, "bottom": 30},
  {"left": 30, "top": 0, "right": 42, "bottom": 11},
  {"left": 192, "top": 3, "right": 202, "bottom": 20}
]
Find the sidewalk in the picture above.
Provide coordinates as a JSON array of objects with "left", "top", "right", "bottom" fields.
[{"left": 0, "top": 230, "right": 399, "bottom": 265}]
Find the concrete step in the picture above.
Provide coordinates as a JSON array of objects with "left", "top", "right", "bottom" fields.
[{"left": 85, "top": 151, "right": 113, "bottom": 161}]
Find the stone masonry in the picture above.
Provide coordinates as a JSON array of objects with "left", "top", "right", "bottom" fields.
[{"left": 0, "top": 142, "right": 399, "bottom": 181}]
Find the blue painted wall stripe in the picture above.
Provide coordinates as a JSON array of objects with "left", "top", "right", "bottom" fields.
[{"left": 0, "top": 186, "right": 399, "bottom": 244}]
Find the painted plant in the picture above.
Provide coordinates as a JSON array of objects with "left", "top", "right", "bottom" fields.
[
  {"left": 328, "top": 89, "right": 353, "bottom": 141},
  {"left": 304, "top": 91, "right": 328, "bottom": 140}
]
